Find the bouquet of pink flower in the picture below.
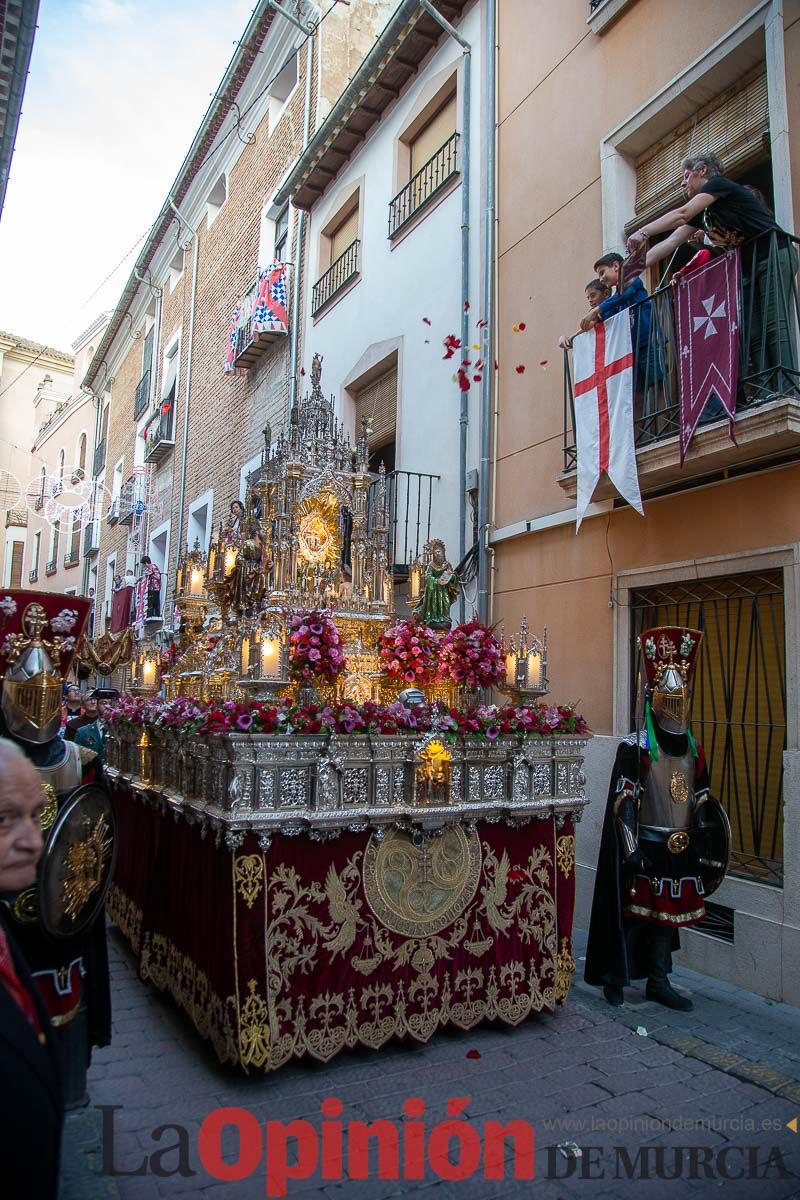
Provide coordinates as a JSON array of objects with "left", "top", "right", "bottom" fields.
[
  {"left": 288, "top": 609, "right": 347, "bottom": 684},
  {"left": 379, "top": 619, "right": 441, "bottom": 686},
  {"left": 439, "top": 618, "right": 505, "bottom": 688}
]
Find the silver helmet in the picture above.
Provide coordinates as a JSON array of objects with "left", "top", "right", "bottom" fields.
[{"left": 2, "top": 603, "right": 63, "bottom": 743}]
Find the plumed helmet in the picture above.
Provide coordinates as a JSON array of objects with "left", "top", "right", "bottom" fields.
[
  {"left": 639, "top": 626, "right": 703, "bottom": 735},
  {"left": 0, "top": 592, "right": 90, "bottom": 744}
]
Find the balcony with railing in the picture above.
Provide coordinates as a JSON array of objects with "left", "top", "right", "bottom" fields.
[
  {"left": 29, "top": 568, "right": 38, "bottom": 583},
  {"left": 45, "top": 559, "right": 57, "bottom": 577},
  {"left": 389, "top": 132, "right": 460, "bottom": 239},
  {"left": 560, "top": 231, "right": 800, "bottom": 499},
  {"left": 144, "top": 408, "right": 175, "bottom": 464},
  {"left": 312, "top": 240, "right": 360, "bottom": 316},
  {"left": 367, "top": 469, "right": 440, "bottom": 574},
  {"left": 84, "top": 521, "right": 100, "bottom": 556},
  {"left": 93, "top": 438, "right": 107, "bottom": 477},
  {"left": 227, "top": 264, "right": 289, "bottom": 371},
  {"left": 63, "top": 550, "right": 80, "bottom": 568},
  {"left": 134, "top": 369, "right": 151, "bottom": 419},
  {"left": 106, "top": 497, "right": 120, "bottom": 525}
]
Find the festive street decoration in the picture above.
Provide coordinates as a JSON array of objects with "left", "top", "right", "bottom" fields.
[
  {"left": 674, "top": 249, "right": 741, "bottom": 462},
  {"left": 572, "top": 310, "right": 643, "bottom": 529}
]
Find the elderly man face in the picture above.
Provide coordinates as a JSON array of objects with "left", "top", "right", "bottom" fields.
[
  {"left": 82, "top": 695, "right": 99, "bottom": 720},
  {"left": 0, "top": 741, "right": 45, "bottom": 892}
]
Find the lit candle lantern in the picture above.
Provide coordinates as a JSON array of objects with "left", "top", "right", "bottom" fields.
[
  {"left": 224, "top": 547, "right": 238, "bottom": 576},
  {"left": 527, "top": 652, "right": 541, "bottom": 689},
  {"left": 190, "top": 568, "right": 204, "bottom": 596},
  {"left": 260, "top": 635, "right": 280, "bottom": 676},
  {"left": 240, "top": 636, "right": 250, "bottom": 675},
  {"left": 207, "top": 542, "right": 216, "bottom": 579},
  {"left": 142, "top": 659, "right": 156, "bottom": 685},
  {"left": 505, "top": 653, "right": 516, "bottom": 687}
]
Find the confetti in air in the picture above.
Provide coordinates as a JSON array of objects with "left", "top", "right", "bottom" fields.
[
  {"left": 422, "top": 317, "right": 431, "bottom": 325},
  {"left": 516, "top": 364, "right": 526, "bottom": 374},
  {"left": 442, "top": 334, "right": 462, "bottom": 360}
]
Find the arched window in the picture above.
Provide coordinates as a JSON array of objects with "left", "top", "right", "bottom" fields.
[
  {"left": 76, "top": 433, "right": 87, "bottom": 478},
  {"left": 37, "top": 465, "right": 46, "bottom": 509},
  {"left": 58, "top": 449, "right": 65, "bottom": 480}
]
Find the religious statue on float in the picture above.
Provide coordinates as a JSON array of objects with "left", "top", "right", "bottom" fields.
[{"left": 413, "top": 538, "right": 461, "bottom": 629}]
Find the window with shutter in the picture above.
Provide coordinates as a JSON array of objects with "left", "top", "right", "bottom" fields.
[
  {"left": 410, "top": 92, "right": 457, "bottom": 177},
  {"left": 9, "top": 541, "right": 23, "bottom": 588},
  {"left": 354, "top": 366, "right": 397, "bottom": 452},
  {"left": 330, "top": 206, "right": 359, "bottom": 264},
  {"left": 630, "top": 70, "right": 769, "bottom": 234}
]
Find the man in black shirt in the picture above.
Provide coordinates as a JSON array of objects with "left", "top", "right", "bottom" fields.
[{"left": 627, "top": 152, "right": 797, "bottom": 396}]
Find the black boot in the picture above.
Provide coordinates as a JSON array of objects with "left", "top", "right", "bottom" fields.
[
  {"left": 603, "top": 985, "right": 624, "bottom": 1007},
  {"left": 645, "top": 927, "right": 692, "bottom": 1011}
]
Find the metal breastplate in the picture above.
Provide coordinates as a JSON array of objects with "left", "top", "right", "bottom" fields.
[
  {"left": 640, "top": 750, "right": 694, "bottom": 831},
  {"left": 37, "top": 741, "right": 84, "bottom": 795}
]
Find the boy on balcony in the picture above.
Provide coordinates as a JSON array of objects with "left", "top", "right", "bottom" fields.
[{"left": 557, "top": 278, "right": 611, "bottom": 350}]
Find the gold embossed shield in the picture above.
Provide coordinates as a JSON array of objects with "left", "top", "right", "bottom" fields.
[{"left": 38, "top": 785, "right": 117, "bottom": 937}]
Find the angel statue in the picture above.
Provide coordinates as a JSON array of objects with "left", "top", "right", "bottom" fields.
[{"left": 413, "top": 538, "right": 460, "bottom": 629}]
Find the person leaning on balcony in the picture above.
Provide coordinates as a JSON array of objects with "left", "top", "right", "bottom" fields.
[
  {"left": 627, "top": 153, "right": 798, "bottom": 388},
  {"left": 577, "top": 254, "right": 661, "bottom": 389},
  {"left": 557, "top": 279, "right": 611, "bottom": 350}
]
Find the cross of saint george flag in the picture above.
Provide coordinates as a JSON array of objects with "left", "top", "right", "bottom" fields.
[{"left": 572, "top": 310, "right": 644, "bottom": 530}]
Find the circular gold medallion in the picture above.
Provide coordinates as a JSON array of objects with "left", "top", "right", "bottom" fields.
[
  {"left": 12, "top": 887, "right": 39, "bottom": 924},
  {"left": 40, "top": 783, "right": 58, "bottom": 832},
  {"left": 667, "top": 831, "right": 690, "bottom": 855},
  {"left": 362, "top": 826, "right": 482, "bottom": 937},
  {"left": 669, "top": 771, "right": 690, "bottom": 805}
]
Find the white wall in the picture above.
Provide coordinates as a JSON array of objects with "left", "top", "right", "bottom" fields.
[{"left": 299, "top": 3, "right": 486, "bottom": 565}]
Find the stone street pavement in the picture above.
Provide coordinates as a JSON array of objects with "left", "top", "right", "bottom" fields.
[{"left": 60, "top": 926, "right": 800, "bottom": 1199}]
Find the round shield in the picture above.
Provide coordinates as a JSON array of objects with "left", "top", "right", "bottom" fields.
[
  {"left": 694, "top": 794, "right": 731, "bottom": 898},
  {"left": 38, "top": 784, "right": 117, "bottom": 938}
]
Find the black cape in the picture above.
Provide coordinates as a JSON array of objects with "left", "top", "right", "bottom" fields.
[{"left": 584, "top": 738, "right": 679, "bottom": 987}]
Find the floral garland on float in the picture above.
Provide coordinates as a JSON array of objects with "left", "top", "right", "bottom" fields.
[
  {"left": 379, "top": 619, "right": 442, "bottom": 686},
  {"left": 105, "top": 692, "right": 588, "bottom": 742},
  {"left": 439, "top": 618, "right": 505, "bottom": 690}
]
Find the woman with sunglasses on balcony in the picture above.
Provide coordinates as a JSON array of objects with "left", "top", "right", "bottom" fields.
[{"left": 627, "top": 153, "right": 798, "bottom": 396}]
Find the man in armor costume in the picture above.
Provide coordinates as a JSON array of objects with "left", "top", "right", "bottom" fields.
[
  {"left": 0, "top": 590, "right": 113, "bottom": 1107},
  {"left": 585, "top": 626, "right": 730, "bottom": 1011}
]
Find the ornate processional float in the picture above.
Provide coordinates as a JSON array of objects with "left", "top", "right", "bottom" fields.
[{"left": 104, "top": 356, "right": 591, "bottom": 1074}]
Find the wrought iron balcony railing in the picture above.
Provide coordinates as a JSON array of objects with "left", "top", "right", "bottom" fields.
[
  {"left": 312, "top": 239, "right": 360, "bottom": 315},
  {"left": 45, "top": 559, "right": 57, "bottom": 576},
  {"left": 93, "top": 438, "right": 107, "bottom": 477},
  {"left": 134, "top": 369, "right": 151, "bottom": 419},
  {"left": 230, "top": 273, "right": 288, "bottom": 369},
  {"left": 63, "top": 550, "right": 80, "bottom": 568},
  {"left": 389, "top": 132, "right": 460, "bottom": 238},
  {"left": 562, "top": 231, "right": 800, "bottom": 478},
  {"left": 367, "top": 469, "right": 440, "bottom": 573},
  {"left": 28, "top": 568, "right": 38, "bottom": 583},
  {"left": 144, "top": 409, "right": 175, "bottom": 464},
  {"left": 106, "top": 498, "right": 120, "bottom": 525}
]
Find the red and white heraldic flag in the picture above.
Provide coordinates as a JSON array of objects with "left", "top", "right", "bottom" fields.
[
  {"left": 674, "top": 249, "right": 741, "bottom": 463},
  {"left": 572, "top": 311, "right": 644, "bottom": 530}
]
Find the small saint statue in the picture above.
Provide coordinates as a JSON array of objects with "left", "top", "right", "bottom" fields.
[{"left": 413, "top": 538, "right": 460, "bottom": 629}]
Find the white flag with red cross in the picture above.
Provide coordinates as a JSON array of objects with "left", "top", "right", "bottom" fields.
[{"left": 572, "top": 310, "right": 644, "bottom": 530}]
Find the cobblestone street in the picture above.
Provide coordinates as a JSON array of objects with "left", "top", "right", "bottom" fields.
[{"left": 60, "top": 926, "right": 800, "bottom": 1199}]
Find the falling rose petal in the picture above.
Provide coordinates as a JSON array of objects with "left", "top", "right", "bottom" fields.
[
  {"left": 424, "top": 339, "right": 430, "bottom": 344},
  {"left": 300, "top": 367, "right": 305, "bottom": 376},
  {"left": 494, "top": 360, "right": 499, "bottom": 370},
  {"left": 473, "top": 374, "right": 482, "bottom": 383},
  {"left": 466, "top": 1049, "right": 481, "bottom": 1060},
  {"left": 422, "top": 317, "right": 431, "bottom": 325},
  {"left": 519, "top": 322, "right": 527, "bottom": 331},
  {"left": 539, "top": 359, "right": 549, "bottom": 368},
  {"left": 516, "top": 364, "right": 526, "bottom": 374},
  {"left": 477, "top": 318, "right": 488, "bottom": 329},
  {"left": 457, "top": 367, "right": 471, "bottom": 392},
  {"left": 464, "top": 300, "right": 470, "bottom": 311}
]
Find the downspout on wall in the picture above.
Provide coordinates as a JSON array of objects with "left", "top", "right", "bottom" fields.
[
  {"left": 171, "top": 199, "right": 201, "bottom": 571},
  {"left": 418, "top": 0, "right": 471, "bottom": 621},
  {"left": 289, "top": 35, "right": 316, "bottom": 413},
  {"left": 478, "top": 0, "right": 496, "bottom": 625}
]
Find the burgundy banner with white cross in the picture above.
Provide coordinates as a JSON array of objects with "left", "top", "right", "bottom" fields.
[
  {"left": 673, "top": 249, "right": 741, "bottom": 464},
  {"left": 572, "top": 311, "right": 643, "bottom": 530}
]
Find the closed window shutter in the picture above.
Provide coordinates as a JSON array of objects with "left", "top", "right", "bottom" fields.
[
  {"left": 410, "top": 92, "right": 457, "bottom": 176},
  {"left": 630, "top": 70, "right": 769, "bottom": 234},
  {"left": 330, "top": 206, "right": 359, "bottom": 263},
  {"left": 354, "top": 366, "right": 397, "bottom": 450},
  {"left": 9, "top": 542, "right": 23, "bottom": 587}
]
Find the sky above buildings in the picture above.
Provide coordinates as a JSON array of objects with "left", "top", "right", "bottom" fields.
[{"left": 0, "top": 0, "right": 253, "bottom": 354}]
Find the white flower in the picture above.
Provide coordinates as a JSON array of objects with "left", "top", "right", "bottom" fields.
[
  {"left": 60, "top": 637, "right": 76, "bottom": 652},
  {"left": 51, "top": 608, "right": 79, "bottom": 633},
  {"left": 0, "top": 596, "right": 18, "bottom": 617}
]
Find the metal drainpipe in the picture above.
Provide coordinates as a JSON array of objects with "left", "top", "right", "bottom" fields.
[
  {"left": 289, "top": 35, "right": 315, "bottom": 412},
  {"left": 478, "top": 0, "right": 495, "bottom": 625},
  {"left": 419, "top": 0, "right": 471, "bottom": 621},
  {"left": 170, "top": 197, "right": 200, "bottom": 575},
  {"left": 81, "top": 387, "right": 101, "bottom": 596}
]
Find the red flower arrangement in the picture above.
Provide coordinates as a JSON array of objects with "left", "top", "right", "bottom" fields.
[
  {"left": 288, "top": 609, "right": 347, "bottom": 684},
  {"left": 439, "top": 619, "right": 504, "bottom": 689},
  {"left": 379, "top": 620, "right": 441, "bottom": 686}
]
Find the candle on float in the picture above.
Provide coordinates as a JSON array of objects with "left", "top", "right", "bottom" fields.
[
  {"left": 505, "top": 653, "right": 516, "bottom": 686},
  {"left": 260, "top": 636, "right": 279, "bottom": 677},
  {"left": 240, "top": 636, "right": 250, "bottom": 676},
  {"left": 142, "top": 659, "right": 156, "bottom": 685},
  {"left": 526, "top": 652, "right": 541, "bottom": 689},
  {"left": 190, "top": 568, "right": 204, "bottom": 596},
  {"left": 207, "top": 542, "right": 216, "bottom": 579},
  {"left": 224, "top": 547, "right": 238, "bottom": 576}
]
